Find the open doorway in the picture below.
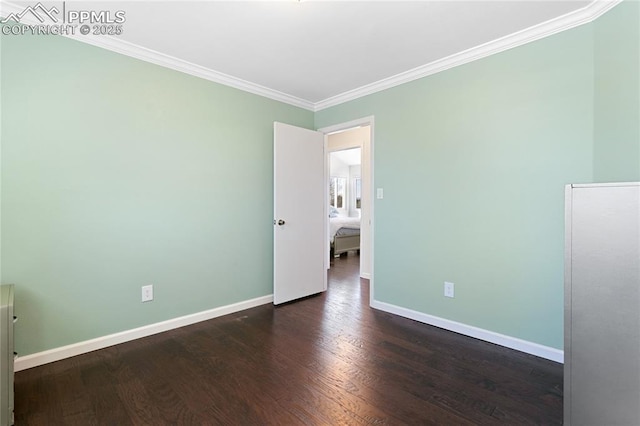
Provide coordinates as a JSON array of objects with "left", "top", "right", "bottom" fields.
[
  {"left": 329, "top": 147, "right": 362, "bottom": 264},
  {"left": 272, "top": 119, "right": 372, "bottom": 306},
  {"left": 323, "top": 122, "right": 372, "bottom": 284}
]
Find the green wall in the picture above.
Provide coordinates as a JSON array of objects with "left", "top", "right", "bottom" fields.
[
  {"left": 0, "top": 30, "right": 3, "bottom": 284},
  {"left": 594, "top": 1, "right": 640, "bottom": 181},
  {"left": 316, "top": 3, "right": 639, "bottom": 350},
  {"left": 2, "top": 3, "right": 639, "bottom": 357},
  {"left": 1, "top": 33, "right": 313, "bottom": 355}
]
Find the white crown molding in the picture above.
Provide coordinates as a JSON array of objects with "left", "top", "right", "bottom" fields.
[
  {"left": 314, "top": 0, "right": 622, "bottom": 111},
  {"left": 1, "top": 0, "right": 621, "bottom": 112},
  {"left": 14, "top": 294, "right": 273, "bottom": 371},
  {"left": 65, "top": 35, "right": 316, "bottom": 111},
  {"left": 371, "top": 299, "right": 564, "bottom": 363},
  {"left": 0, "top": 0, "right": 315, "bottom": 111}
]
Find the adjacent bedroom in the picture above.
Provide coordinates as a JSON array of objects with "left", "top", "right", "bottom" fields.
[{"left": 328, "top": 147, "right": 362, "bottom": 261}]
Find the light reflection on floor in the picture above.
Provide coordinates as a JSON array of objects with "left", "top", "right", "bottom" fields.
[{"left": 321, "top": 252, "right": 377, "bottom": 403}]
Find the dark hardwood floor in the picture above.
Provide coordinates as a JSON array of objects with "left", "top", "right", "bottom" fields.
[{"left": 15, "top": 253, "right": 563, "bottom": 425}]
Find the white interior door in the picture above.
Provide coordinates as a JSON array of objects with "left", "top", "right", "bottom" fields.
[{"left": 273, "top": 122, "right": 326, "bottom": 305}]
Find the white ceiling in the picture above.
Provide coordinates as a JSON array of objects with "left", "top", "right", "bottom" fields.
[
  {"left": 331, "top": 147, "right": 361, "bottom": 166},
  {"left": 4, "top": 1, "right": 611, "bottom": 109}
]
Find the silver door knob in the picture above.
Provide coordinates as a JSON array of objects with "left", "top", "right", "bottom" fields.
[{"left": 277, "top": 219, "right": 285, "bottom": 226}]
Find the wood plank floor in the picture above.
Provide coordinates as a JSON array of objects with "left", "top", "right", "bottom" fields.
[{"left": 15, "top": 254, "right": 563, "bottom": 425}]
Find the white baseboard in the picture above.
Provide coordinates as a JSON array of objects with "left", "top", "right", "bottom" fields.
[
  {"left": 15, "top": 294, "right": 273, "bottom": 371},
  {"left": 16, "top": 294, "right": 562, "bottom": 371},
  {"left": 370, "top": 300, "right": 564, "bottom": 363},
  {"left": 360, "top": 272, "right": 371, "bottom": 280}
]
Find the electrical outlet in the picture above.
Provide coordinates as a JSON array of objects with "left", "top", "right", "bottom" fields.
[
  {"left": 142, "top": 285, "right": 153, "bottom": 302},
  {"left": 444, "top": 281, "right": 455, "bottom": 298}
]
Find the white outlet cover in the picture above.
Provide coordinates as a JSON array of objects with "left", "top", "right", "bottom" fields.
[
  {"left": 444, "top": 281, "right": 455, "bottom": 298},
  {"left": 142, "top": 285, "right": 153, "bottom": 302}
]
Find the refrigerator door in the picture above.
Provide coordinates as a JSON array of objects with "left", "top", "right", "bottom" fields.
[{"left": 565, "top": 183, "right": 640, "bottom": 426}]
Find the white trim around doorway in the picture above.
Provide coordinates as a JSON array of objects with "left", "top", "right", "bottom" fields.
[{"left": 319, "top": 116, "right": 375, "bottom": 307}]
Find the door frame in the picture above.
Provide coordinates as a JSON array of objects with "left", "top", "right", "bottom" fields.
[{"left": 318, "top": 116, "right": 375, "bottom": 307}]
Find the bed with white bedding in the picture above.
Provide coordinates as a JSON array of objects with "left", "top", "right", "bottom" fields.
[{"left": 330, "top": 215, "right": 360, "bottom": 256}]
